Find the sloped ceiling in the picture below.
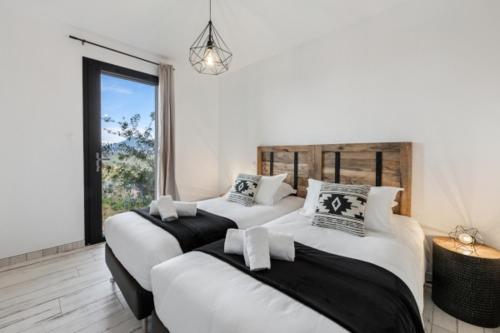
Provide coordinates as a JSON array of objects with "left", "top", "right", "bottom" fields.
[{"left": 12, "top": 0, "right": 406, "bottom": 69}]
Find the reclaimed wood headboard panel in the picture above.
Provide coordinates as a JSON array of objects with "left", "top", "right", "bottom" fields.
[{"left": 257, "top": 142, "right": 412, "bottom": 216}]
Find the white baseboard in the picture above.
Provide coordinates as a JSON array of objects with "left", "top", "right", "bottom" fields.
[{"left": 0, "top": 240, "right": 85, "bottom": 269}]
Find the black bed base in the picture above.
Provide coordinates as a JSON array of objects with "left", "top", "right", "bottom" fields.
[
  {"left": 105, "top": 244, "right": 154, "bottom": 320},
  {"left": 152, "top": 310, "right": 170, "bottom": 333}
]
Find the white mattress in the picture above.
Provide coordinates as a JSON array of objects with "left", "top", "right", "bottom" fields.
[
  {"left": 151, "top": 211, "right": 426, "bottom": 333},
  {"left": 104, "top": 196, "right": 304, "bottom": 291}
]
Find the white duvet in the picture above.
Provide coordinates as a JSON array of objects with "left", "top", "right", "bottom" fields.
[
  {"left": 103, "top": 196, "right": 304, "bottom": 291},
  {"left": 151, "top": 211, "right": 426, "bottom": 333}
]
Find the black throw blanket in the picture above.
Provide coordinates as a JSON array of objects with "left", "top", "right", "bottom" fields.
[
  {"left": 132, "top": 208, "right": 237, "bottom": 253},
  {"left": 197, "top": 239, "right": 424, "bottom": 333}
]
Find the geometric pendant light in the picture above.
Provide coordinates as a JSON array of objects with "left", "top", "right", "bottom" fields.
[{"left": 189, "top": 0, "right": 233, "bottom": 75}]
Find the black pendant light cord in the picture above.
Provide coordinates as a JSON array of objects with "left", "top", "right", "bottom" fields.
[{"left": 208, "top": 0, "right": 213, "bottom": 40}]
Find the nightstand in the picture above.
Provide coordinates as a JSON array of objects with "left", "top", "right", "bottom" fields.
[{"left": 432, "top": 236, "right": 500, "bottom": 328}]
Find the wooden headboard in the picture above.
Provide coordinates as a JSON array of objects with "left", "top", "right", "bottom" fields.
[{"left": 257, "top": 142, "right": 412, "bottom": 216}]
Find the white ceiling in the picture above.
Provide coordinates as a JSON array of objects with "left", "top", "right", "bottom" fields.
[{"left": 15, "top": 0, "right": 405, "bottom": 69}]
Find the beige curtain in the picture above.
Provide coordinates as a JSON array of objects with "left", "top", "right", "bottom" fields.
[{"left": 156, "top": 64, "right": 179, "bottom": 199}]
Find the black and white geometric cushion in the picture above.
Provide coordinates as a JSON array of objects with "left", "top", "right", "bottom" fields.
[
  {"left": 312, "top": 183, "right": 371, "bottom": 237},
  {"left": 227, "top": 174, "right": 262, "bottom": 206}
]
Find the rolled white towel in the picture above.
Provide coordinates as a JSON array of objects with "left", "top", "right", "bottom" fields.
[
  {"left": 223, "top": 229, "right": 295, "bottom": 262},
  {"left": 269, "top": 232, "right": 295, "bottom": 262},
  {"left": 243, "top": 227, "right": 271, "bottom": 271},
  {"left": 224, "top": 229, "right": 245, "bottom": 255},
  {"left": 158, "top": 195, "right": 178, "bottom": 222},
  {"left": 149, "top": 200, "right": 160, "bottom": 216},
  {"left": 174, "top": 201, "right": 197, "bottom": 216},
  {"left": 150, "top": 200, "right": 197, "bottom": 217}
]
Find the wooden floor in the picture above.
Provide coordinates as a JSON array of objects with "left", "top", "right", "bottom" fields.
[
  {"left": 0, "top": 244, "right": 142, "bottom": 333},
  {"left": 0, "top": 244, "right": 498, "bottom": 333}
]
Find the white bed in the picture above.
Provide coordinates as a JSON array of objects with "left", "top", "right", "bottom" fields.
[
  {"left": 104, "top": 195, "right": 304, "bottom": 291},
  {"left": 151, "top": 210, "right": 426, "bottom": 333}
]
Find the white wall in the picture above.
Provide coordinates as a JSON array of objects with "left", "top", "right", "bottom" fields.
[
  {"left": 0, "top": 5, "right": 219, "bottom": 258},
  {"left": 218, "top": 0, "right": 500, "bottom": 247}
]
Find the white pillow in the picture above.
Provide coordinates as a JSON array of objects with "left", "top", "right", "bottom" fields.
[
  {"left": 300, "top": 179, "right": 403, "bottom": 230},
  {"left": 299, "top": 178, "right": 324, "bottom": 216},
  {"left": 272, "top": 182, "right": 296, "bottom": 204},
  {"left": 254, "top": 173, "right": 287, "bottom": 205},
  {"left": 364, "top": 187, "right": 403, "bottom": 234}
]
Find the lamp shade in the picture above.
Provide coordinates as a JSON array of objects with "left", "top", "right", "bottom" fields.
[{"left": 189, "top": 21, "right": 232, "bottom": 75}]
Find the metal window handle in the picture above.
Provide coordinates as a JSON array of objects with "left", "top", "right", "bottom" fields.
[{"left": 96, "top": 152, "right": 110, "bottom": 172}]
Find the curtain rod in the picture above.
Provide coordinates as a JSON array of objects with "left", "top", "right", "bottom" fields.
[{"left": 69, "top": 35, "right": 171, "bottom": 68}]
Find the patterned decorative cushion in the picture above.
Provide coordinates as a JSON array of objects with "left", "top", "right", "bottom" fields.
[
  {"left": 227, "top": 174, "right": 262, "bottom": 206},
  {"left": 312, "top": 183, "right": 371, "bottom": 237}
]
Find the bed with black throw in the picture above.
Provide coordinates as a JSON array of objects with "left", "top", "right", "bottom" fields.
[
  {"left": 105, "top": 207, "right": 236, "bottom": 322},
  {"left": 104, "top": 206, "right": 235, "bottom": 321},
  {"left": 150, "top": 210, "right": 426, "bottom": 333}
]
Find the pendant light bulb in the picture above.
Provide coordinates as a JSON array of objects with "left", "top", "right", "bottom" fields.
[{"left": 204, "top": 47, "right": 215, "bottom": 67}]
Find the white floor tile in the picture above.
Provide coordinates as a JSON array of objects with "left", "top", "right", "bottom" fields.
[
  {"left": 433, "top": 306, "right": 458, "bottom": 332},
  {"left": 458, "top": 320, "right": 485, "bottom": 333},
  {"left": 433, "top": 324, "right": 457, "bottom": 333}
]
